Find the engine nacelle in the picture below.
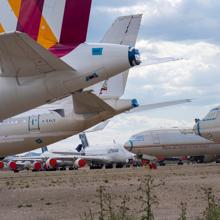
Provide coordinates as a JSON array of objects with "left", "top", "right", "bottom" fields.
[
  {"left": 32, "top": 161, "right": 42, "bottom": 171},
  {"left": 24, "top": 161, "right": 32, "bottom": 170},
  {"left": 8, "top": 161, "right": 17, "bottom": 171},
  {"left": 45, "top": 158, "right": 57, "bottom": 169},
  {"left": 0, "top": 161, "right": 4, "bottom": 169},
  {"left": 74, "top": 159, "right": 86, "bottom": 168}
]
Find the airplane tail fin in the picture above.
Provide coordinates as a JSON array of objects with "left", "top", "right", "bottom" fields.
[
  {"left": 1, "top": 0, "right": 92, "bottom": 55},
  {"left": 75, "top": 133, "right": 89, "bottom": 153},
  {"left": 88, "top": 14, "right": 142, "bottom": 99},
  {"left": 79, "top": 133, "right": 89, "bottom": 149},
  {"left": 41, "top": 146, "right": 48, "bottom": 153}
]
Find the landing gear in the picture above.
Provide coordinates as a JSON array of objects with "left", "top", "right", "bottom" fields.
[
  {"left": 116, "top": 163, "right": 124, "bottom": 168},
  {"left": 105, "top": 164, "right": 113, "bottom": 169},
  {"left": 90, "top": 163, "right": 103, "bottom": 169},
  {"left": 177, "top": 161, "right": 184, "bottom": 165},
  {"left": 159, "top": 161, "right": 166, "bottom": 166}
]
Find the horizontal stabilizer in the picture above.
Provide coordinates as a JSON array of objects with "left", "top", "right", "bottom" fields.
[
  {"left": 72, "top": 92, "right": 115, "bottom": 114},
  {"left": 141, "top": 57, "right": 183, "bottom": 67},
  {"left": 0, "top": 32, "right": 73, "bottom": 77},
  {"left": 86, "top": 120, "right": 110, "bottom": 133},
  {"left": 128, "top": 99, "right": 192, "bottom": 113}
]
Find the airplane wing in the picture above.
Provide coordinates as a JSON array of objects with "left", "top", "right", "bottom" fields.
[
  {"left": 0, "top": 32, "right": 74, "bottom": 77},
  {"left": 72, "top": 91, "right": 115, "bottom": 114},
  {"left": 142, "top": 57, "right": 183, "bottom": 66},
  {"left": 128, "top": 99, "right": 192, "bottom": 113},
  {"left": 7, "top": 156, "right": 45, "bottom": 162},
  {"left": 9, "top": 154, "right": 111, "bottom": 164},
  {"left": 53, "top": 155, "right": 112, "bottom": 163},
  {"left": 86, "top": 120, "right": 110, "bottom": 133}
]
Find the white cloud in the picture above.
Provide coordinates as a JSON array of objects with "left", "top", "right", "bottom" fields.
[
  {"left": 96, "top": 0, "right": 183, "bottom": 19},
  {"left": 128, "top": 39, "right": 220, "bottom": 99}
]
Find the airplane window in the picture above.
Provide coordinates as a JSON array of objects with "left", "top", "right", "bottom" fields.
[
  {"left": 130, "top": 135, "right": 144, "bottom": 142},
  {"left": 203, "top": 108, "right": 219, "bottom": 121}
]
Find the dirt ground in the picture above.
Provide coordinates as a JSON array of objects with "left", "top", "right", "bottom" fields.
[{"left": 0, "top": 164, "right": 220, "bottom": 220}]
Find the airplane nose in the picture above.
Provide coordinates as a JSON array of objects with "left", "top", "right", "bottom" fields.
[
  {"left": 124, "top": 140, "right": 134, "bottom": 152},
  {"left": 193, "top": 119, "right": 201, "bottom": 136}
]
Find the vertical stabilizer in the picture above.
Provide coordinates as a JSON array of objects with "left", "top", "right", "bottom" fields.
[
  {"left": 88, "top": 14, "right": 142, "bottom": 99},
  {"left": 41, "top": 146, "right": 48, "bottom": 153},
  {"left": 76, "top": 133, "right": 89, "bottom": 153},
  {"left": 79, "top": 133, "right": 89, "bottom": 149},
  {"left": 0, "top": 0, "right": 92, "bottom": 56}
]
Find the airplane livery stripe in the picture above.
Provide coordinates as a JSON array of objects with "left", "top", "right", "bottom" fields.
[
  {"left": 8, "top": 0, "right": 22, "bottom": 17},
  {"left": 16, "top": 0, "right": 45, "bottom": 41},
  {"left": 59, "top": 0, "right": 92, "bottom": 45},
  {"left": 37, "top": 16, "right": 58, "bottom": 49},
  {"left": 0, "top": 24, "right": 5, "bottom": 33}
]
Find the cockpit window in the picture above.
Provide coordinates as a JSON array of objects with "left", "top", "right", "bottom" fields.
[
  {"left": 203, "top": 108, "right": 219, "bottom": 121},
  {"left": 129, "top": 135, "right": 144, "bottom": 142}
]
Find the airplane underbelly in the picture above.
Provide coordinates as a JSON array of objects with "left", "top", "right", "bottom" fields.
[
  {"left": 133, "top": 144, "right": 215, "bottom": 157},
  {"left": 0, "top": 134, "right": 70, "bottom": 157}
]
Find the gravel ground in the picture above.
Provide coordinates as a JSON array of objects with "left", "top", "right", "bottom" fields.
[{"left": 0, "top": 164, "right": 220, "bottom": 220}]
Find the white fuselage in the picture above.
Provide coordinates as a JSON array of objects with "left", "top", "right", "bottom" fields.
[
  {"left": 0, "top": 98, "right": 134, "bottom": 158},
  {"left": 0, "top": 42, "right": 136, "bottom": 121},
  {"left": 194, "top": 107, "right": 220, "bottom": 143},
  {"left": 82, "top": 145, "right": 134, "bottom": 163},
  {"left": 125, "top": 129, "right": 220, "bottom": 157}
]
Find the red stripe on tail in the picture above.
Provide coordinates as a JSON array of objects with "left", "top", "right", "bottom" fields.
[
  {"left": 16, "top": 0, "right": 44, "bottom": 41},
  {"left": 59, "top": 0, "right": 92, "bottom": 46}
]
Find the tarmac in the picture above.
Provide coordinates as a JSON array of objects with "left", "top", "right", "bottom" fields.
[{"left": 0, "top": 164, "right": 220, "bottom": 220}]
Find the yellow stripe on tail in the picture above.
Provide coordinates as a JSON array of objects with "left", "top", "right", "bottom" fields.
[
  {"left": 37, "top": 17, "right": 58, "bottom": 49},
  {"left": 0, "top": 24, "right": 5, "bottom": 33},
  {"left": 8, "top": 0, "right": 22, "bottom": 17}
]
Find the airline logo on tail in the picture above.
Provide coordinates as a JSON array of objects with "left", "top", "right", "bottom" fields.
[{"left": 0, "top": 0, "right": 92, "bottom": 56}]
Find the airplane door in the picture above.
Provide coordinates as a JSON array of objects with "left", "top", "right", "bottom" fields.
[
  {"left": 28, "top": 115, "right": 40, "bottom": 132},
  {"left": 151, "top": 132, "right": 160, "bottom": 144}
]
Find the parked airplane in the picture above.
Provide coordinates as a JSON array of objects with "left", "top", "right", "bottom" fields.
[
  {"left": 194, "top": 106, "right": 220, "bottom": 143},
  {"left": 0, "top": 14, "right": 190, "bottom": 160},
  {"left": 5, "top": 128, "right": 135, "bottom": 171},
  {"left": 54, "top": 132, "right": 136, "bottom": 169},
  {"left": 125, "top": 128, "right": 220, "bottom": 164},
  {"left": 0, "top": 0, "right": 142, "bottom": 121},
  {"left": 3, "top": 147, "right": 48, "bottom": 171}
]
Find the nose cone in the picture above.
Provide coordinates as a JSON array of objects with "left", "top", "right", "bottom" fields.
[
  {"left": 124, "top": 140, "right": 134, "bottom": 152},
  {"left": 193, "top": 119, "right": 201, "bottom": 136}
]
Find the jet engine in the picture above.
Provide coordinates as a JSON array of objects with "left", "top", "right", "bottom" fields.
[
  {"left": 74, "top": 159, "right": 86, "bottom": 168},
  {"left": 45, "top": 158, "right": 57, "bottom": 169},
  {"left": 24, "top": 161, "right": 32, "bottom": 170},
  {"left": 8, "top": 161, "right": 17, "bottom": 171},
  {"left": 32, "top": 161, "right": 42, "bottom": 171}
]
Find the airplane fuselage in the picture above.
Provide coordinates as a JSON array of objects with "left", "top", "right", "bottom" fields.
[
  {"left": 0, "top": 42, "right": 139, "bottom": 121},
  {"left": 125, "top": 129, "right": 220, "bottom": 157},
  {"left": 0, "top": 98, "right": 134, "bottom": 158}
]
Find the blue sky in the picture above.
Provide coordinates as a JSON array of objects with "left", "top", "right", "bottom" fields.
[{"left": 50, "top": 0, "right": 220, "bottom": 150}]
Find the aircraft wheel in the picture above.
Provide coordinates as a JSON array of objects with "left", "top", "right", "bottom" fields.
[{"left": 178, "top": 161, "right": 183, "bottom": 165}]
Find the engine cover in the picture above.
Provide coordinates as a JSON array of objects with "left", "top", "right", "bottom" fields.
[
  {"left": 8, "top": 161, "right": 17, "bottom": 171},
  {"left": 46, "top": 158, "right": 57, "bottom": 169},
  {"left": 74, "top": 159, "right": 86, "bottom": 168}
]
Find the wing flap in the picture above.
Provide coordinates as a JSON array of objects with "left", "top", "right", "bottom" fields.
[
  {"left": 0, "top": 32, "right": 73, "bottom": 77},
  {"left": 72, "top": 92, "right": 115, "bottom": 114}
]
